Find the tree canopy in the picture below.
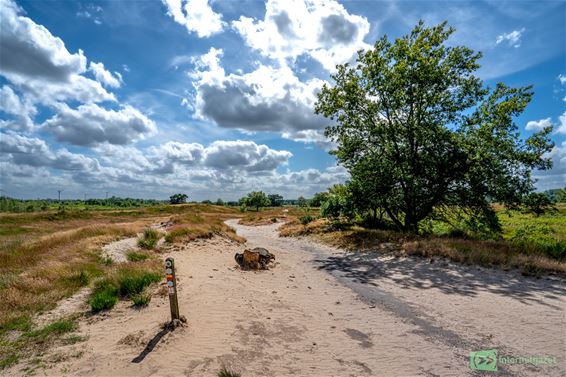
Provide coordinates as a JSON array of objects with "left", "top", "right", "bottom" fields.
[
  {"left": 315, "top": 21, "right": 553, "bottom": 233},
  {"left": 241, "top": 191, "right": 271, "bottom": 211},
  {"left": 169, "top": 193, "right": 188, "bottom": 205}
]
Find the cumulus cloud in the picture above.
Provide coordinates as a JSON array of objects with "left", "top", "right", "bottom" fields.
[
  {"left": 190, "top": 48, "right": 329, "bottom": 141},
  {"left": 557, "top": 111, "right": 566, "bottom": 134},
  {"left": 0, "top": 132, "right": 100, "bottom": 171},
  {"left": 1, "top": 131, "right": 315, "bottom": 198},
  {"left": 89, "top": 62, "right": 122, "bottom": 88},
  {"left": 495, "top": 28, "right": 525, "bottom": 48},
  {"left": 203, "top": 140, "right": 292, "bottom": 172},
  {"left": 0, "top": 85, "right": 36, "bottom": 130},
  {"left": 559, "top": 74, "right": 566, "bottom": 85},
  {"left": 534, "top": 140, "right": 566, "bottom": 190},
  {"left": 0, "top": 0, "right": 114, "bottom": 104},
  {"left": 42, "top": 103, "right": 157, "bottom": 146},
  {"left": 525, "top": 117, "right": 552, "bottom": 131},
  {"left": 162, "top": 0, "right": 224, "bottom": 38},
  {"left": 232, "top": 0, "right": 370, "bottom": 71}
]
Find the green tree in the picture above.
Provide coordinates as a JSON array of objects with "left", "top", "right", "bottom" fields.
[
  {"left": 268, "top": 194, "right": 284, "bottom": 207},
  {"left": 309, "top": 192, "right": 330, "bottom": 207},
  {"left": 523, "top": 193, "right": 556, "bottom": 217},
  {"left": 242, "top": 191, "right": 270, "bottom": 211},
  {"left": 297, "top": 196, "right": 308, "bottom": 208},
  {"left": 169, "top": 193, "right": 188, "bottom": 205},
  {"left": 558, "top": 188, "right": 566, "bottom": 203},
  {"left": 315, "top": 21, "right": 553, "bottom": 233},
  {"left": 320, "top": 185, "right": 355, "bottom": 221},
  {"left": 215, "top": 198, "right": 224, "bottom": 206}
]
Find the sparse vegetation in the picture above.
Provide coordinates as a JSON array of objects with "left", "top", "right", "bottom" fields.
[
  {"left": 127, "top": 251, "right": 151, "bottom": 262},
  {"left": 280, "top": 204, "right": 566, "bottom": 276},
  {"left": 88, "top": 263, "right": 161, "bottom": 312},
  {"left": 138, "top": 228, "right": 161, "bottom": 249},
  {"left": 218, "top": 367, "right": 241, "bottom": 377}
]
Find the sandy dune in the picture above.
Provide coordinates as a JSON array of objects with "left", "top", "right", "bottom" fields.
[{"left": 6, "top": 221, "right": 564, "bottom": 376}]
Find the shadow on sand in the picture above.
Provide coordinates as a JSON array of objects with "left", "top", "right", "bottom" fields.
[{"left": 314, "top": 252, "right": 566, "bottom": 309}]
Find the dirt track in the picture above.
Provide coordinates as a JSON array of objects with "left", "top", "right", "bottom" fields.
[{"left": 6, "top": 221, "right": 564, "bottom": 376}]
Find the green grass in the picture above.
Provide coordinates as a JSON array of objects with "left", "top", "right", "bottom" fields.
[
  {"left": 0, "top": 318, "right": 80, "bottom": 369},
  {"left": 89, "top": 280, "right": 119, "bottom": 312},
  {"left": 88, "top": 265, "right": 161, "bottom": 312},
  {"left": 24, "top": 320, "right": 77, "bottom": 342},
  {"left": 138, "top": 228, "right": 160, "bottom": 249},
  {"left": 117, "top": 268, "right": 161, "bottom": 297},
  {"left": 131, "top": 293, "right": 152, "bottom": 307}
]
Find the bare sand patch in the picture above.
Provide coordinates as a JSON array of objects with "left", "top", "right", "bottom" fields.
[{"left": 5, "top": 221, "right": 564, "bottom": 377}]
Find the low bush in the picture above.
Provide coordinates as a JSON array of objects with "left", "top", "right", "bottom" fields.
[
  {"left": 138, "top": 228, "right": 160, "bottom": 249},
  {"left": 117, "top": 268, "right": 161, "bottom": 297},
  {"left": 299, "top": 215, "right": 315, "bottom": 225},
  {"left": 131, "top": 292, "right": 152, "bottom": 307},
  {"left": 511, "top": 224, "right": 566, "bottom": 260},
  {"left": 89, "top": 279, "right": 119, "bottom": 312}
]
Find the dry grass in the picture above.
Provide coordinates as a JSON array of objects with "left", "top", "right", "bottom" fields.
[
  {"left": 163, "top": 205, "right": 245, "bottom": 244},
  {"left": 280, "top": 218, "right": 566, "bottom": 277},
  {"left": 239, "top": 207, "right": 318, "bottom": 226},
  {"left": 0, "top": 203, "right": 245, "bottom": 369}
]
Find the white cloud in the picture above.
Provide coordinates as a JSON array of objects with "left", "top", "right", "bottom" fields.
[
  {"left": 559, "top": 74, "right": 566, "bottom": 85},
  {"left": 203, "top": 140, "right": 292, "bottom": 172},
  {"left": 41, "top": 103, "right": 157, "bottom": 146},
  {"left": 525, "top": 117, "right": 552, "bottom": 131},
  {"left": 190, "top": 48, "right": 329, "bottom": 141},
  {"left": 534, "top": 141, "right": 566, "bottom": 190},
  {"left": 232, "top": 0, "right": 370, "bottom": 71},
  {"left": 557, "top": 111, "right": 566, "bottom": 134},
  {"left": 0, "top": 85, "right": 36, "bottom": 130},
  {"left": 162, "top": 0, "right": 224, "bottom": 38},
  {"left": 0, "top": 0, "right": 115, "bottom": 104},
  {"left": 89, "top": 62, "right": 122, "bottom": 88},
  {"left": 495, "top": 28, "right": 525, "bottom": 48}
]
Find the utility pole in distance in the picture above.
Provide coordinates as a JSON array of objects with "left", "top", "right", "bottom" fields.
[{"left": 57, "top": 190, "right": 63, "bottom": 202}]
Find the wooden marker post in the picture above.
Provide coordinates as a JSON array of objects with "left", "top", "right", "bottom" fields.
[{"left": 165, "top": 257, "right": 180, "bottom": 321}]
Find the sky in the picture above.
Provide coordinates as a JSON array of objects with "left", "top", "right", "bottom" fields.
[{"left": 0, "top": 0, "right": 564, "bottom": 201}]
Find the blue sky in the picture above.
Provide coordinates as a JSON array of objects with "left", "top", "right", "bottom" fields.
[{"left": 0, "top": 0, "right": 564, "bottom": 200}]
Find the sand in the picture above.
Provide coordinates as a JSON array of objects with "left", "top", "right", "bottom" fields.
[{"left": 6, "top": 221, "right": 565, "bottom": 377}]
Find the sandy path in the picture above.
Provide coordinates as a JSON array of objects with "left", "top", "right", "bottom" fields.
[{"left": 7, "top": 221, "right": 564, "bottom": 376}]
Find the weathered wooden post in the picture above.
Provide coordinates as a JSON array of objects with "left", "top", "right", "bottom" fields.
[{"left": 165, "top": 257, "right": 180, "bottom": 321}]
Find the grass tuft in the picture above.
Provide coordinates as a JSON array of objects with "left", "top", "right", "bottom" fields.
[
  {"left": 218, "top": 367, "right": 241, "bottom": 377},
  {"left": 89, "top": 280, "right": 119, "bottom": 312},
  {"left": 126, "top": 251, "right": 151, "bottom": 262},
  {"left": 138, "top": 228, "right": 160, "bottom": 249},
  {"left": 131, "top": 292, "right": 152, "bottom": 307}
]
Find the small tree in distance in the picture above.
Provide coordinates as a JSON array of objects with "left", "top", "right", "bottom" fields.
[
  {"left": 169, "top": 193, "right": 188, "bottom": 205},
  {"left": 242, "top": 191, "right": 270, "bottom": 211}
]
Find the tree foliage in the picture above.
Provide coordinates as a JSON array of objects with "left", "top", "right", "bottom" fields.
[
  {"left": 241, "top": 191, "right": 271, "bottom": 211},
  {"left": 309, "top": 192, "right": 330, "bottom": 207},
  {"left": 315, "top": 21, "right": 553, "bottom": 233},
  {"left": 268, "top": 194, "right": 284, "bottom": 207},
  {"left": 169, "top": 193, "right": 188, "bottom": 205},
  {"left": 523, "top": 193, "right": 556, "bottom": 217}
]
